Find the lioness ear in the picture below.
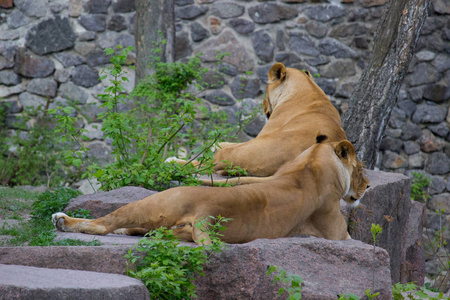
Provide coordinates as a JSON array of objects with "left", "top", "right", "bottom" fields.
[
  {"left": 268, "top": 63, "right": 286, "bottom": 84},
  {"left": 304, "top": 70, "right": 312, "bottom": 78},
  {"left": 316, "top": 133, "right": 328, "bottom": 144},
  {"left": 335, "top": 140, "right": 355, "bottom": 163}
]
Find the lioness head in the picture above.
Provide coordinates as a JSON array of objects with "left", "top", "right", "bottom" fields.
[
  {"left": 263, "top": 62, "right": 323, "bottom": 119},
  {"left": 334, "top": 140, "right": 370, "bottom": 206}
]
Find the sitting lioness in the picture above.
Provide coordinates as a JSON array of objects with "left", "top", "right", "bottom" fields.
[
  {"left": 53, "top": 136, "right": 369, "bottom": 244},
  {"left": 193, "top": 62, "right": 348, "bottom": 177}
]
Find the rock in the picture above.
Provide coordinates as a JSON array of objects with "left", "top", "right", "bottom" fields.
[
  {"left": 26, "top": 78, "right": 58, "bottom": 97},
  {"left": 244, "top": 114, "right": 265, "bottom": 137},
  {"left": 0, "top": 264, "right": 149, "bottom": 300},
  {"left": 107, "top": 14, "right": 127, "bottom": 32},
  {"left": 305, "top": 4, "right": 346, "bottom": 22},
  {"left": 288, "top": 32, "right": 319, "bottom": 57},
  {"left": 403, "top": 200, "right": 426, "bottom": 285},
  {"left": 14, "top": 48, "right": 55, "bottom": 78},
  {"left": 204, "top": 90, "right": 235, "bottom": 106},
  {"left": 408, "top": 153, "right": 425, "bottom": 168},
  {"left": 0, "top": 99, "right": 22, "bottom": 114},
  {"left": 79, "top": 31, "right": 97, "bottom": 42},
  {"left": 84, "top": 0, "right": 111, "bottom": 14},
  {"left": 0, "top": 41, "right": 17, "bottom": 70},
  {"left": 397, "top": 100, "right": 416, "bottom": 118},
  {"left": 83, "top": 123, "right": 104, "bottom": 140},
  {"left": 175, "top": 5, "right": 208, "bottom": 20},
  {"left": 54, "top": 69, "right": 71, "bottom": 83},
  {"left": 74, "top": 41, "right": 96, "bottom": 56},
  {"left": 426, "top": 152, "right": 450, "bottom": 175},
  {"left": 230, "top": 76, "right": 260, "bottom": 99},
  {"left": 0, "top": 0, "right": 13, "bottom": 8},
  {"left": 228, "top": 18, "right": 255, "bottom": 35},
  {"left": 175, "top": 0, "right": 193, "bottom": 6},
  {"left": 421, "top": 16, "right": 445, "bottom": 35},
  {"left": 194, "top": 30, "right": 253, "bottom": 72},
  {"left": 423, "top": 80, "right": 450, "bottom": 103},
  {"left": 401, "top": 121, "right": 422, "bottom": 140},
  {"left": 248, "top": 3, "right": 298, "bottom": 24},
  {"left": 418, "top": 129, "right": 445, "bottom": 152},
  {"left": 256, "top": 65, "right": 272, "bottom": 84},
  {"left": 314, "top": 78, "right": 336, "bottom": 96},
  {"left": 412, "top": 104, "right": 446, "bottom": 124},
  {"left": 408, "top": 86, "right": 424, "bottom": 102},
  {"left": 190, "top": 22, "right": 209, "bottom": 42},
  {"left": 336, "top": 82, "right": 355, "bottom": 99},
  {"left": 429, "top": 122, "right": 449, "bottom": 138},
  {"left": 361, "top": 0, "right": 387, "bottom": 7},
  {"left": 79, "top": 14, "right": 107, "bottom": 32},
  {"left": 343, "top": 169, "right": 413, "bottom": 283},
  {"left": 379, "top": 137, "right": 403, "bottom": 153},
  {"left": 382, "top": 151, "right": 408, "bottom": 169},
  {"left": 50, "top": 1, "right": 67, "bottom": 13},
  {"left": 408, "top": 63, "right": 440, "bottom": 87},
  {"left": 330, "top": 23, "right": 368, "bottom": 37},
  {"left": 431, "top": 53, "right": 450, "bottom": 73},
  {"left": 25, "top": 16, "right": 76, "bottom": 55},
  {"left": 72, "top": 65, "right": 100, "bottom": 88},
  {"left": 0, "top": 70, "right": 21, "bottom": 86},
  {"left": 318, "top": 38, "right": 359, "bottom": 59},
  {"left": 18, "top": 92, "right": 47, "bottom": 109},
  {"left": 86, "top": 50, "right": 112, "bottom": 67},
  {"left": 55, "top": 53, "right": 86, "bottom": 67},
  {"left": 208, "top": 16, "right": 223, "bottom": 35},
  {"left": 86, "top": 141, "right": 112, "bottom": 166},
  {"left": 252, "top": 30, "right": 274, "bottom": 63},
  {"left": 0, "top": 30, "right": 20, "bottom": 41},
  {"left": 389, "top": 107, "right": 406, "bottom": 129},
  {"left": 211, "top": 2, "right": 244, "bottom": 19},
  {"left": 201, "top": 70, "right": 225, "bottom": 89},
  {"left": 429, "top": 176, "right": 446, "bottom": 195},
  {"left": 415, "top": 50, "right": 436, "bottom": 62},
  {"left": 112, "top": 0, "right": 135, "bottom": 13},
  {"left": 274, "top": 52, "right": 302, "bottom": 68},
  {"left": 175, "top": 31, "right": 192, "bottom": 60},
  {"left": 0, "top": 238, "right": 391, "bottom": 299},
  {"left": 428, "top": 193, "right": 450, "bottom": 213},
  {"left": 354, "top": 36, "right": 369, "bottom": 49},
  {"left": 305, "top": 21, "right": 328, "bottom": 38},
  {"left": 69, "top": 0, "right": 83, "bottom": 17},
  {"left": 319, "top": 59, "right": 356, "bottom": 78},
  {"left": 14, "top": 0, "right": 47, "bottom": 17},
  {"left": 64, "top": 186, "right": 158, "bottom": 218},
  {"left": 59, "top": 82, "right": 89, "bottom": 104},
  {"left": 386, "top": 128, "right": 402, "bottom": 138},
  {"left": 217, "top": 62, "right": 238, "bottom": 76},
  {"left": 305, "top": 56, "right": 330, "bottom": 67},
  {"left": 7, "top": 10, "right": 30, "bottom": 29},
  {"left": 0, "top": 85, "right": 24, "bottom": 98},
  {"left": 403, "top": 141, "right": 420, "bottom": 155}
]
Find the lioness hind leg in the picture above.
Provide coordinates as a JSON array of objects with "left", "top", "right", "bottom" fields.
[{"left": 52, "top": 212, "right": 110, "bottom": 235}]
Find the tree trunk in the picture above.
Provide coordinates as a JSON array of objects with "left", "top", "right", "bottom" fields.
[
  {"left": 134, "top": 0, "right": 175, "bottom": 86},
  {"left": 342, "top": 0, "right": 430, "bottom": 169}
]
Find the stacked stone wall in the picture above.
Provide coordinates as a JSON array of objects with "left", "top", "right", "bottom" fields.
[{"left": 0, "top": 0, "right": 448, "bottom": 277}]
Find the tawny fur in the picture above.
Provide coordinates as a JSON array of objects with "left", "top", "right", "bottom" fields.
[{"left": 53, "top": 140, "right": 370, "bottom": 245}]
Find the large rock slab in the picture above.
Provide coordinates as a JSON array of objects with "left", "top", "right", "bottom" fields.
[
  {"left": 341, "top": 169, "right": 422, "bottom": 284},
  {"left": 0, "top": 237, "right": 391, "bottom": 299},
  {"left": 64, "top": 186, "right": 157, "bottom": 218},
  {"left": 0, "top": 264, "right": 149, "bottom": 299}
]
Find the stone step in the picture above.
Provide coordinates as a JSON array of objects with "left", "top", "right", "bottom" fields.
[
  {"left": 0, "top": 264, "right": 149, "bottom": 299},
  {"left": 0, "top": 237, "right": 392, "bottom": 299}
]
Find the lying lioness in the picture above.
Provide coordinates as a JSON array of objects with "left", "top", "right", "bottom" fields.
[
  {"left": 175, "top": 62, "right": 347, "bottom": 177},
  {"left": 53, "top": 136, "right": 369, "bottom": 244}
]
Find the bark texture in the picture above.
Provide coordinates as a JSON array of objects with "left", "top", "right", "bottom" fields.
[
  {"left": 342, "top": 0, "right": 430, "bottom": 169},
  {"left": 134, "top": 0, "right": 175, "bottom": 86}
]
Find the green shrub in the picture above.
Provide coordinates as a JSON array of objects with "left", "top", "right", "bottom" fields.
[
  {"left": 125, "top": 216, "right": 229, "bottom": 299},
  {"left": 410, "top": 172, "right": 431, "bottom": 202},
  {"left": 31, "top": 187, "right": 81, "bottom": 220}
]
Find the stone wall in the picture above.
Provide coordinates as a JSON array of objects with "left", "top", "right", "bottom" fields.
[{"left": 0, "top": 0, "right": 448, "bottom": 276}]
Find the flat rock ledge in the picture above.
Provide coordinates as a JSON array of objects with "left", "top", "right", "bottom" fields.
[
  {"left": 0, "top": 237, "right": 391, "bottom": 299},
  {"left": 0, "top": 264, "right": 149, "bottom": 300}
]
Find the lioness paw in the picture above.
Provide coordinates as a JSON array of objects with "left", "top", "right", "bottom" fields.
[{"left": 52, "top": 212, "right": 68, "bottom": 231}]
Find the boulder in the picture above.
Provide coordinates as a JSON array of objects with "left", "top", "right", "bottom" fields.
[
  {"left": 0, "top": 238, "right": 392, "bottom": 299},
  {"left": 64, "top": 186, "right": 158, "bottom": 218},
  {"left": 0, "top": 264, "right": 149, "bottom": 300},
  {"left": 341, "top": 169, "right": 422, "bottom": 284}
]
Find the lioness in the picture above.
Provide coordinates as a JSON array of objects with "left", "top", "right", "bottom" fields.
[
  {"left": 53, "top": 136, "right": 369, "bottom": 244},
  {"left": 180, "top": 62, "right": 348, "bottom": 177}
]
